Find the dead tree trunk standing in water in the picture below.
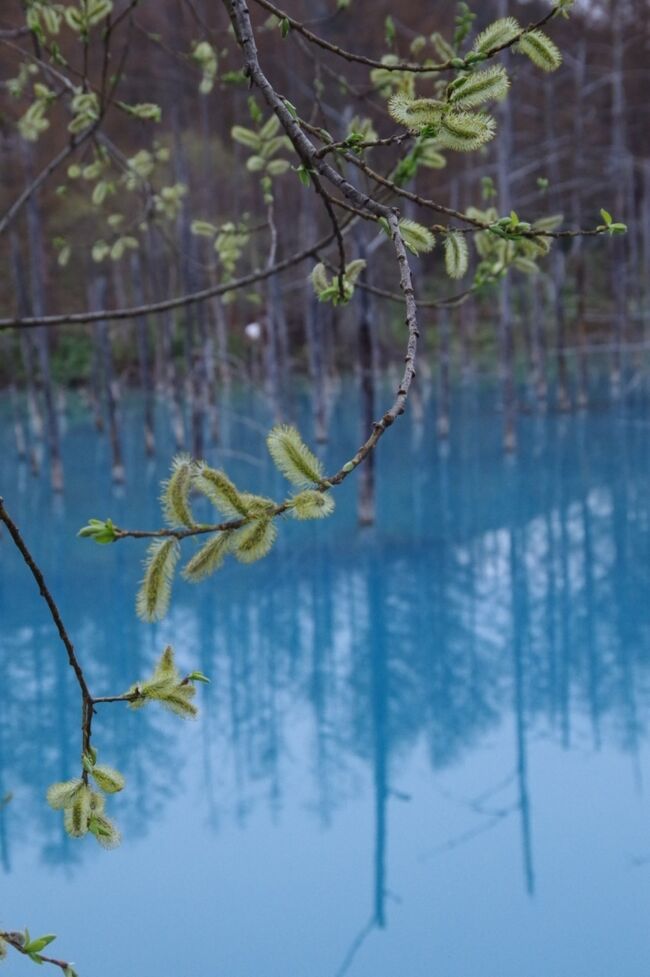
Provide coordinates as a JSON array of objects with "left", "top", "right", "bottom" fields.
[
  {"left": 173, "top": 111, "right": 208, "bottom": 458},
  {"left": 301, "top": 195, "right": 329, "bottom": 442},
  {"left": 263, "top": 200, "right": 284, "bottom": 424},
  {"left": 642, "top": 160, "right": 650, "bottom": 346},
  {"left": 609, "top": 0, "right": 629, "bottom": 397},
  {"left": 458, "top": 160, "right": 476, "bottom": 385},
  {"left": 24, "top": 162, "right": 63, "bottom": 492},
  {"left": 528, "top": 276, "right": 548, "bottom": 409},
  {"left": 496, "top": 0, "right": 516, "bottom": 452},
  {"left": 88, "top": 276, "right": 125, "bottom": 485},
  {"left": 9, "top": 231, "right": 42, "bottom": 474},
  {"left": 544, "top": 75, "right": 571, "bottom": 412},
  {"left": 571, "top": 40, "right": 589, "bottom": 409},
  {"left": 128, "top": 253, "right": 156, "bottom": 456},
  {"left": 436, "top": 308, "right": 451, "bottom": 440},
  {"left": 145, "top": 229, "right": 185, "bottom": 450},
  {"left": 356, "top": 242, "right": 377, "bottom": 527},
  {"left": 1, "top": 332, "right": 27, "bottom": 461}
]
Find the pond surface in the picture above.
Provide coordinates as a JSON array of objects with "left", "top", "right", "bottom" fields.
[{"left": 1, "top": 385, "right": 650, "bottom": 976}]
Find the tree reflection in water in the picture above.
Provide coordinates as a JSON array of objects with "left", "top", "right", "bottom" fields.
[{"left": 1, "top": 387, "right": 649, "bottom": 943}]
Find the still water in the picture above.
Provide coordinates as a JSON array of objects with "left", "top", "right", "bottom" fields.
[{"left": 1, "top": 385, "right": 650, "bottom": 976}]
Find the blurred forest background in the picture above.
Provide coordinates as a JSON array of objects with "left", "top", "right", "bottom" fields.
[{"left": 0, "top": 0, "right": 648, "bottom": 491}]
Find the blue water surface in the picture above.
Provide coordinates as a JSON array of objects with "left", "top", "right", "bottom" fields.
[{"left": 1, "top": 384, "right": 649, "bottom": 977}]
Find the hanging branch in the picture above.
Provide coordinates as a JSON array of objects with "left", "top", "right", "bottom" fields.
[{"left": 0, "top": 496, "right": 208, "bottom": 853}]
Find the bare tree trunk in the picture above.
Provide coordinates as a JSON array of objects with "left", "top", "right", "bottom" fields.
[
  {"left": 642, "top": 160, "right": 650, "bottom": 344},
  {"left": 89, "top": 276, "right": 125, "bottom": 485},
  {"left": 24, "top": 167, "right": 63, "bottom": 492},
  {"left": 544, "top": 76, "right": 571, "bottom": 411},
  {"left": 213, "top": 297, "right": 232, "bottom": 390},
  {"left": 609, "top": 0, "right": 629, "bottom": 397},
  {"left": 145, "top": 230, "right": 185, "bottom": 449},
  {"left": 574, "top": 254, "right": 589, "bottom": 409},
  {"left": 301, "top": 196, "right": 329, "bottom": 442},
  {"left": 129, "top": 253, "right": 156, "bottom": 456},
  {"left": 436, "top": 308, "right": 451, "bottom": 440},
  {"left": 263, "top": 288, "right": 282, "bottom": 422},
  {"left": 356, "top": 244, "right": 376, "bottom": 526},
  {"left": 2, "top": 334, "right": 27, "bottom": 461},
  {"left": 571, "top": 41, "right": 589, "bottom": 410},
  {"left": 305, "top": 289, "right": 329, "bottom": 443},
  {"left": 9, "top": 232, "right": 41, "bottom": 473},
  {"left": 496, "top": 5, "right": 516, "bottom": 452},
  {"left": 173, "top": 112, "right": 206, "bottom": 458}
]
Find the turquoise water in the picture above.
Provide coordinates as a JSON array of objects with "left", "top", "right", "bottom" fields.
[{"left": 1, "top": 386, "right": 650, "bottom": 976}]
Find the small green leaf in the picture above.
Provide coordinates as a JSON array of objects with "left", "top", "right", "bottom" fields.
[
  {"left": 23, "top": 935, "right": 56, "bottom": 955},
  {"left": 77, "top": 518, "right": 117, "bottom": 544},
  {"left": 187, "top": 671, "right": 211, "bottom": 684}
]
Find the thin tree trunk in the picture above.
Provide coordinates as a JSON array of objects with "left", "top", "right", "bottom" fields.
[
  {"left": 9, "top": 232, "right": 41, "bottom": 473},
  {"left": 544, "top": 76, "right": 570, "bottom": 411},
  {"left": 436, "top": 308, "right": 451, "bottom": 439},
  {"left": 146, "top": 229, "right": 185, "bottom": 449},
  {"left": 24, "top": 162, "right": 63, "bottom": 492},
  {"left": 609, "top": 0, "right": 629, "bottom": 397},
  {"left": 89, "top": 277, "right": 125, "bottom": 484},
  {"left": 129, "top": 253, "right": 156, "bottom": 456},
  {"left": 356, "top": 244, "right": 376, "bottom": 526},
  {"left": 496, "top": 3, "right": 516, "bottom": 452}
]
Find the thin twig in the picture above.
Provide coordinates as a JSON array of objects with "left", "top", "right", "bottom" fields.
[{"left": 251, "top": 0, "right": 558, "bottom": 74}]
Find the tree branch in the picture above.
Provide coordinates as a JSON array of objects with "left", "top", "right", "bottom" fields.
[{"left": 251, "top": 0, "right": 558, "bottom": 74}]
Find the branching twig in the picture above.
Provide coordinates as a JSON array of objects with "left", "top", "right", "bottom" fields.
[
  {"left": 251, "top": 0, "right": 558, "bottom": 74},
  {"left": 0, "top": 931, "right": 74, "bottom": 975}
]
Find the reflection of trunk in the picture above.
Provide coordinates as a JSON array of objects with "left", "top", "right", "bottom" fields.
[
  {"left": 357, "top": 251, "right": 376, "bottom": 527},
  {"left": 129, "top": 253, "right": 156, "bottom": 456},
  {"left": 89, "top": 277, "right": 125, "bottom": 484},
  {"left": 367, "top": 554, "right": 389, "bottom": 928},
  {"left": 25, "top": 181, "right": 63, "bottom": 491},
  {"left": 436, "top": 308, "right": 450, "bottom": 439},
  {"left": 509, "top": 526, "right": 535, "bottom": 896}
]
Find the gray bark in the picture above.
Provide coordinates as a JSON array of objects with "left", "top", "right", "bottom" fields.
[
  {"left": 88, "top": 276, "right": 125, "bottom": 485},
  {"left": 24, "top": 163, "right": 63, "bottom": 491}
]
